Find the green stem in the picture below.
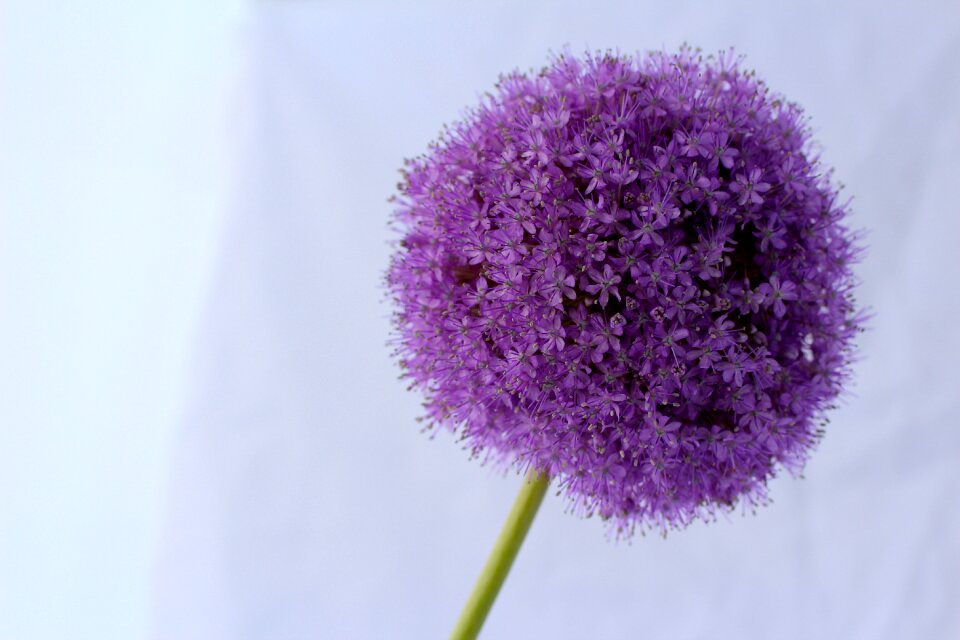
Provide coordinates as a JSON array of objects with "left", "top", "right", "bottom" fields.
[{"left": 449, "top": 469, "right": 550, "bottom": 640}]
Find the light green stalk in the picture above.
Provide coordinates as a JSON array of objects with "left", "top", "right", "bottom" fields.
[{"left": 449, "top": 470, "right": 550, "bottom": 640}]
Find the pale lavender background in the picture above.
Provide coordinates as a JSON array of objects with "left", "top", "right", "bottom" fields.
[{"left": 2, "top": 2, "right": 959, "bottom": 640}]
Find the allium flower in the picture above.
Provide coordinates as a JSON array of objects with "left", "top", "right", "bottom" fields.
[{"left": 388, "top": 48, "right": 862, "bottom": 535}]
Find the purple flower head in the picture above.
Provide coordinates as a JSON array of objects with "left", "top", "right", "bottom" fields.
[{"left": 388, "top": 48, "right": 863, "bottom": 535}]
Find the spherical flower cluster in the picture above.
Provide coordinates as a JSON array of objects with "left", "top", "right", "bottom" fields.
[{"left": 388, "top": 48, "right": 862, "bottom": 534}]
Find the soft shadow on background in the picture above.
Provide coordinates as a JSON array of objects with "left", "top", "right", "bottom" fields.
[{"left": 2, "top": 2, "right": 959, "bottom": 639}]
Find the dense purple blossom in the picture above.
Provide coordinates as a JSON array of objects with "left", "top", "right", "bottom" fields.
[{"left": 387, "top": 48, "right": 863, "bottom": 534}]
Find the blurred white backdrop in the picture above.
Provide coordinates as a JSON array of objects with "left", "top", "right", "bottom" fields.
[
  {"left": 2, "top": 2, "right": 959, "bottom": 640},
  {"left": 0, "top": 2, "right": 248, "bottom": 639}
]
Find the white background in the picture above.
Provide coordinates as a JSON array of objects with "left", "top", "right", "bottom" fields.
[{"left": 2, "top": 2, "right": 959, "bottom": 639}]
